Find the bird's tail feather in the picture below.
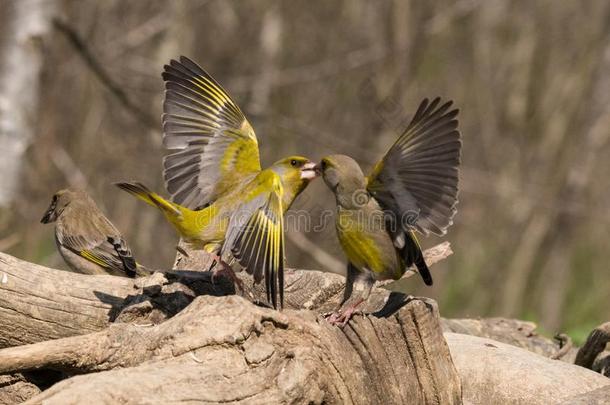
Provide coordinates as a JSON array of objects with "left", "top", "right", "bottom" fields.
[
  {"left": 403, "top": 231, "right": 434, "bottom": 286},
  {"left": 414, "top": 253, "right": 433, "bottom": 286},
  {"left": 115, "top": 182, "right": 182, "bottom": 218}
]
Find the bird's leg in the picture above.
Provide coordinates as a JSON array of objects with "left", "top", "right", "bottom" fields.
[
  {"left": 210, "top": 254, "right": 244, "bottom": 293},
  {"left": 325, "top": 265, "right": 374, "bottom": 327}
]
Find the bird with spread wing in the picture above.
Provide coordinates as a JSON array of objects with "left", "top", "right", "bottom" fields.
[
  {"left": 116, "top": 57, "right": 318, "bottom": 309},
  {"left": 317, "top": 97, "right": 461, "bottom": 325}
]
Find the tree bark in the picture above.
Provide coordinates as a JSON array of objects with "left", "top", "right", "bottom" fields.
[
  {"left": 441, "top": 317, "right": 578, "bottom": 362},
  {"left": 0, "top": 374, "right": 40, "bottom": 405},
  {"left": 3, "top": 296, "right": 461, "bottom": 405},
  {"left": 446, "top": 333, "right": 610, "bottom": 405},
  {"left": 1, "top": 246, "right": 608, "bottom": 404},
  {"left": 558, "top": 385, "right": 610, "bottom": 405},
  {"left": 0, "top": 243, "right": 453, "bottom": 348}
]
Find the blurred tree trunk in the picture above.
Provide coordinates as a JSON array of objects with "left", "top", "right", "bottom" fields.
[
  {"left": 0, "top": 0, "right": 57, "bottom": 206},
  {"left": 537, "top": 28, "right": 610, "bottom": 330},
  {"left": 500, "top": 2, "right": 610, "bottom": 322}
]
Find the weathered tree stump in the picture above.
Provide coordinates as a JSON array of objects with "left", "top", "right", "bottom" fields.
[
  {"left": 1, "top": 245, "right": 464, "bottom": 404},
  {"left": 1, "top": 244, "right": 608, "bottom": 404},
  {"left": 1, "top": 296, "right": 461, "bottom": 404},
  {"left": 0, "top": 243, "right": 453, "bottom": 347}
]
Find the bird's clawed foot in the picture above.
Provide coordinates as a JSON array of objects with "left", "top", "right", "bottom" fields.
[{"left": 325, "top": 306, "right": 362, "bottom": 327}]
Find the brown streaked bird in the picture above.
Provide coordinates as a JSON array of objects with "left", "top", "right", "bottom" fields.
[
  {"left": 41, "top": 189, "right": 150, "bottom": 277},
  {"left": 317, "top": 97, "right": 461, "bottom": 325}
]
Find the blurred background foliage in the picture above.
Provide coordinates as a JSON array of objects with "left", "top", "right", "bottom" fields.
[{"left": 1, "top": 0, "right": 609, "bottom": 343}]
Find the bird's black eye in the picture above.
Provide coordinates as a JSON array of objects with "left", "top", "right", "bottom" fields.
[
  {"left": 290, "top": 159, "right": 298, "bottom": 167},
  {"left": 321, "top": 160, "right": 327, "bottom": 170}
]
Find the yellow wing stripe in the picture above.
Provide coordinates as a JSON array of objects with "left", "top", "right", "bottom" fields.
[
  {"left": 252, "top": 214, "right": 265, "bottom": 265},
  {"left": 274, "top": 216, "right": 281, "bottom": 270},
  {"left": 191, "top": 76, "right": 226, "bottom": 104},
  {"left": 179, "top": 74, "right": 257, "bottom": 143},
  {"left": 192, "top": 76, "right": 231, "bottom": 110},
  {"left": 171, "top": 93, "right": 223, "bottom": 125},
  {"left": 80, "top": 251, "right": 109, "bottom": 268},
  {"left": 190, "top": 75, "right": 247, "bottom": 129},
  {"left": 183, "top": 88, "right": 225, "bottom": 119}
]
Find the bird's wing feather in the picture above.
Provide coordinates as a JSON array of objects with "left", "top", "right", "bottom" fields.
[
  {"left": 221, "top": 171, "right": 285, "bottom": 309},
  {"left": 367, "top": 97, "right": 461, "bottom": 236},
  {"left": 57, "top": 228, "right": 136, "bottom": 277},
  {"left": 162, "top": 56, "right": 261, "bottom": 209}
]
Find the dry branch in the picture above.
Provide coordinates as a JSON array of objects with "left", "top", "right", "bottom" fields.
[
  {"left": 551, "top": 333, "right": 574, "bottom": 360},
  {"left": 52, "top": 18, "right": 158, "bottom": 130}
]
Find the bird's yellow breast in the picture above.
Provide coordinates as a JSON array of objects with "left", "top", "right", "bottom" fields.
[
  {"left": 170, "top": 203, "right": 227, "bottom": 248},
  {"left": 335, "top": 206, "right": 402, "bottom": 279}
]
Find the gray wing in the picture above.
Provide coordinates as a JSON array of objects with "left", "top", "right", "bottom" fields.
[
  {"left": 162, "top": 56, "right": 261, "bottom": 209},
  {"left": 220, "top": 174, "right": 285, "bottom": 309},
  {"left": 367, "top": 97, "right": 461, "bottom": 236},
  {"left": 56, "top": 219, "right": 137, "bottom": 277}
]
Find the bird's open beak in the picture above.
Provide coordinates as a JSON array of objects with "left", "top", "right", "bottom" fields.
[{"left": 300, "top": 162, "right": 320, "bottom": 180}]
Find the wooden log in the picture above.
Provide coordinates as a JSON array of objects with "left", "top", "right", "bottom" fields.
[
  {"left": 557, "top": 385, "right": 610, "bottom": 404},
  {"left": 0, "top": 374, "right": 41, "bottom": 405},
  {"left": 441, "top": 317, "right": 578, "bottom": 362},
  {"left": 445, "top": 333, "right": 610, "bottom": 405},
  {"left": 4, "top": 296, "right": 461, "bottom": 405},
  {"left": 0, "top": 243, "right": 452, "bottom": 348},
  {"left": 0, "top": 253, "right": 133, "bottom": 348},
  {"left": 1, "top": 248, "right": 608, "bottom": 404}
]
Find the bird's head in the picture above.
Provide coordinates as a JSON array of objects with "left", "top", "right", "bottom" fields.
[
  {"left": 317, "top": 154, "right": 366, "bottom": 192},
  {"left": 270, "top": 155, "right": 318, "bottom": 183},
  {"left": 269, "top": 156, "right": 319, "bottom": 207},
  {"left": 41, "top": 189, "right": 87, "bottom": 223},
  {"left": 316, "top": 155, "right": 369, "bottom": 208}
]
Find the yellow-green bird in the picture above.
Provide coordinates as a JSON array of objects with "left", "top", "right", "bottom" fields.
[
  {"left": 41, "top": 189, "right": 149, "bottom": 277},
  {"left": 116, "top": 56, "right": 318, "bottom": 309},
  {"left": 317, "top": 97, "right": 461, "bottom": 325}
]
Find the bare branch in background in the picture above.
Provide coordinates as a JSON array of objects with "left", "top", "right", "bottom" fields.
[
  {"left": 50, "top": 147, "right": 88, "bottom": 189},
  {"left": 286, "top": 231, "right": 344, "bottom": 274},
  {"left": 52, "top": 18, "right": 159, "bottom": 131}
]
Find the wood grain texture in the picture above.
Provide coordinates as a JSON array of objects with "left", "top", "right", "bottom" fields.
[
  {"left": 0, "top": 243, "right": 452, "bottom": 348},
  {"left": 12, "top": 296, "right": 461, "bottom": 404}
]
